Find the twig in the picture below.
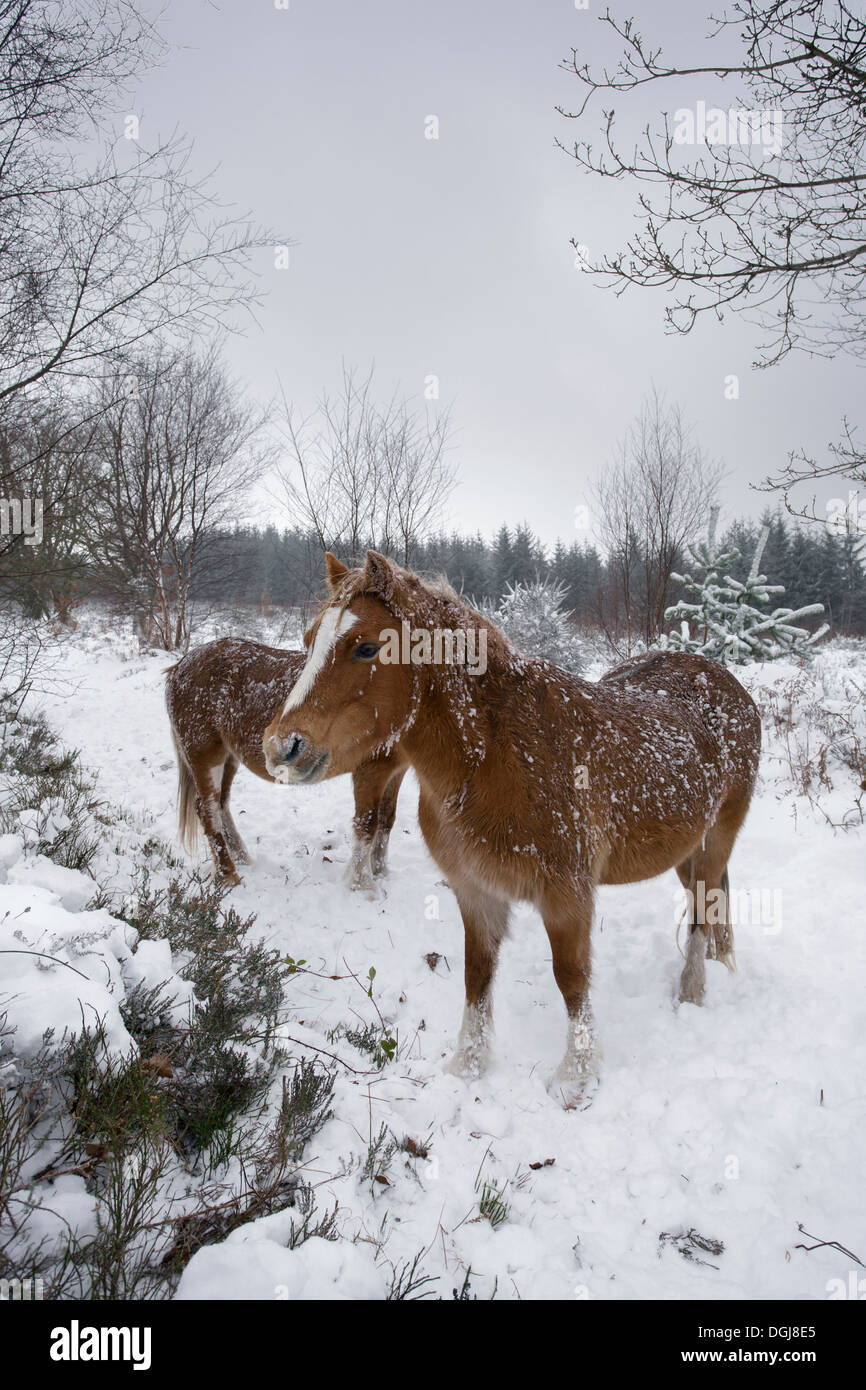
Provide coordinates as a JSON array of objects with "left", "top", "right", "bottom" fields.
[
  {"left": 282, "top": 1034, "right": 372, "bottom": 1076},
  {"left": 0, "top": 950, "right": 91, "bottom": 981},
  {"left": 795, "top": 1224, "right": 864, "bottom": 1267}
]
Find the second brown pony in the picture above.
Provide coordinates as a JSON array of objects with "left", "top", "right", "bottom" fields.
[
  {"left": 263, "top": 552, "right": 762, "bottom": 1109},
  {"left": 166, "top": 638, "right": 406, "bottom": 888}
]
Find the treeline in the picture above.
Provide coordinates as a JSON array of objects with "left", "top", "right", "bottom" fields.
[{"left": 181, "top": 510, "right": 866, "bottom": 637}]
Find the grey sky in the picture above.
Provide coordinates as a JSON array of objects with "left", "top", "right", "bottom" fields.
[{"left": 132, "top": 0, "right": 862, "bottom": 547}]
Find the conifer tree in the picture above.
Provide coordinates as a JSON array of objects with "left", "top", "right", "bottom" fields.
[
  {"left": 665, "top": 511, "right": 828, "bottom": 663},
  {"left": 487, "top": 576, "right": 584, "bottom": 671}
]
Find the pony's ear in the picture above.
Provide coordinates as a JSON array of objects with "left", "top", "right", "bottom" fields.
[
  {"left": 324, "top": 552, "right": 349, "bottom": 592},
  {"left": 363, "top": 550, "right": 396, "bottom": 602}
]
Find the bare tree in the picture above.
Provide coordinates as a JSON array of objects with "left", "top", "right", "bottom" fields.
[
  {"left": 0, "top": 0, "right": 267, "bottom": 413},
  {"left": 276, "top": 366, "right": 455, "bottom": 565},
  {"left": 594, "top": 392, "right": 723, "bottom": 647},
  {"left": 0, "top": 0, "right": 273, "bottom": 659},
  {"left": 594, "top": 446, "right": 643, "bottom": 651},
  {"left": 277, "top": 368, "right": 378, "bottom": 563},
  {"left": 88, "top": 345, "right": 271, "bottom": 649},
  {"left": 758, "top": 418, "right": 866, "bottom": 524},
  {"left": 0, "top": 392, "right": 102, "bottom": 618},
  {"left": 558, "top": 2, "right": 866, "bottom": 368}
]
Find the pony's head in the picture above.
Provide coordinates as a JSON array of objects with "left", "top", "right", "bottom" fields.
[{"left": 263, "top": 551, "right": 422, "bottom": 784}]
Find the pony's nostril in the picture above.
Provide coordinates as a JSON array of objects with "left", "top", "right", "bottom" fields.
[{"left": 283, "top": 734, "right": 305, "bottom": 764}]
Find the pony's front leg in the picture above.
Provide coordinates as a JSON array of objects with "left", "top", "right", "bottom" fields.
[
  {"left": 541, "top": 884, "right": 600, "bottom": 1109},
  {"left": 444, "top": 885, "right": 509, "bottom": 1081},
  {"left": 345, "top": 762, "right": 385, "bottom": 890},
  {"left": 369, "top": 766, "right": 406, "bottom": 878}
]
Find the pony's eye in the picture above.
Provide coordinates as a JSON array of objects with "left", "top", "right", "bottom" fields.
[{"left": 352, "top": 642, "right": 380, "bottom": 661}]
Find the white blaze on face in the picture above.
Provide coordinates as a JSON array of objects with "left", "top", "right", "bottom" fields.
[{"left": 281, "top": 607, "right": 359, "bottom": 716}]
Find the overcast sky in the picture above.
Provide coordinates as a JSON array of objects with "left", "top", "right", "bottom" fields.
[{"left": 131, "top": 0, "right": 862, "bottom": 548}]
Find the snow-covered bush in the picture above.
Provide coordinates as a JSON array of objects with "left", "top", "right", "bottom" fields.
[
  {"left": 742, "top": 644, "right": 866, "bottom": 828},
  {"left": 0, "top": 704, "right": 343, "bottom": 1298},
  {"left": 0, "top": 857, "right": 341, "bottom": 1296},
  {"left": 0, "top": 698, "right": 101, "bottom": 873},
  {"left": 486, "top": 578, "right": 585, "bottom": 672}
]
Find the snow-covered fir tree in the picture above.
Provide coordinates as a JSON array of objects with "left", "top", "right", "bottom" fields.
[
  {"left": 486, "top": 577, "right": 585, "bottom": 672},
  {"left": 665, "top": 511, "right": 829, "bottom": 664}
]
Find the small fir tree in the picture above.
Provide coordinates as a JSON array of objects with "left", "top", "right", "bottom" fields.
[
  {"left": 665, "top": 510, "right": 828, "bottom": 664},
  {"left": 488, "top": 577, "right": 585, "bottom": 671}
]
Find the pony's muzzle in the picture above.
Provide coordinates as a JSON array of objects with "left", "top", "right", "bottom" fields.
[
  {"left": 279, "top": 732, "right": 306, "bottom": 765},
  {"left": 264, "top": 731, "right": 329, "bottom": 784}
]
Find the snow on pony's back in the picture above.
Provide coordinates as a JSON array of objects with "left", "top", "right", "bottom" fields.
[{"left": 665, "top": 518, "right": 828, "bottom": 665}]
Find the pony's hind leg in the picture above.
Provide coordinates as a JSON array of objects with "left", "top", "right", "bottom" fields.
[
  {"left": 678, "top": 808, "right": 744, "bottom": 1004},
  {"left": 219, "top": 755, "right": 250, "bottom": 865},
  {"left": 541, "top": 881, "right": 600, "bottom": 1109},
  {"left": 675, "top": 853, "right": 702, "bottom": 991},
  {"left": 193, "top": 754, "right": 241, "bottom": 887},
  {"left": 445, "top": 883, "right": 509, "bottom": 1081},
  {"left": 675, "top": 856, "right": 692, "bottom": 892}
]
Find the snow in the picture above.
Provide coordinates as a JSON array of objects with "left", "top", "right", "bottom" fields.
[
  {"left": 3, "top": 611, "right": 864, "bottom": 1300},
  {"left": 1, "top": 878, "right": 137, "bottom": 1056},
  {"left": 176, "top": 1228, "right": 387, "bottom": 1301},
  {"left": 6, "top": 853, "right": 98, "bottom": 911},
  {"left": 0, "top": 858, "right": 195, "bottom": 1057}
]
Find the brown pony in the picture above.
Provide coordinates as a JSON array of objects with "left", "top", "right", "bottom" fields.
[
  {"left": 166, "top": 637, "right": 406, "bottom": 888},
  {"left": 263, "top": 553, "right": 761, "bottom": 1108}
]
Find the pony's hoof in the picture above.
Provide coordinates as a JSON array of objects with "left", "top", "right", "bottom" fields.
[
  {"left": 549, "top": 1068, "right": 599, "bottom": 1112},
  {"left": 345, "top": 867, "right": 384, "bottom": 899},
  {"left": 345, "top": 868, "right": 374, "bottom": 892},
  {"left": 348, "top": 875, "right": 375, "bottom": 893},
  {"left": 218, "top": 871, "right": 243, "bottom": 890},
  {"left": 678, "top": 983, "right": 705, "bottom": 1007},
  {"left": 444, "top": 1045, "right": 489, "bottom": 1081}
]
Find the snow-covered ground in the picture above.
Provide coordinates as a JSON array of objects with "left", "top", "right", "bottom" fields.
[{"left": 2, "top": 610, "right": 864, "bottom": 1300}]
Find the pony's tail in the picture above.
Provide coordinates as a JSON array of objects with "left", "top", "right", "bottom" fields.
[
  {"left": 171, "top": 729, "right": 199, "bottom": 853},
  {"left": 165, "top": 669, "right": 198, "bottom": 854},
  {"left": 706, "top": 868, "right": 736, "bottom": 972}
]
